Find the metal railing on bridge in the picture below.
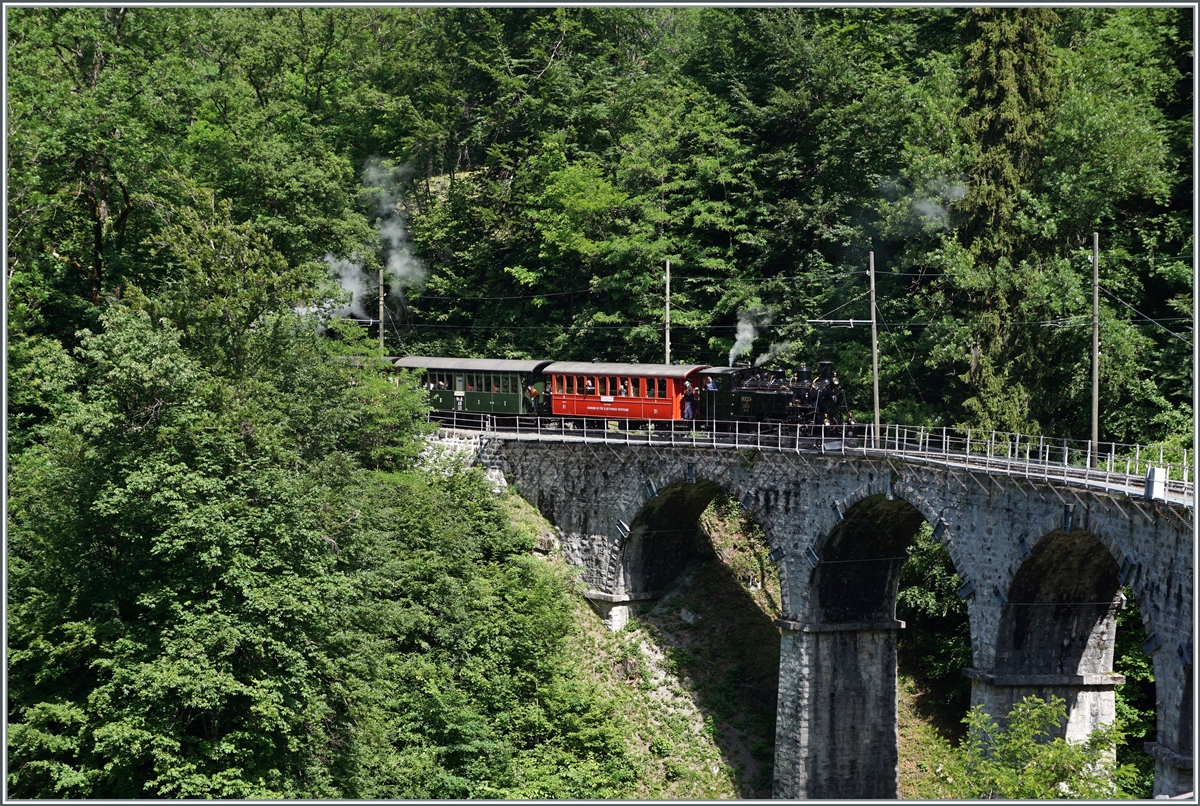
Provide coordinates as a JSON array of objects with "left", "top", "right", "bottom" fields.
[{"left": 428, "top": 411, "right": 1194, "bottom": 508}]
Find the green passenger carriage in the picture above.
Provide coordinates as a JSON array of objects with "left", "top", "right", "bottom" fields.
[{"left": 393, "top": 356, "right": 552, "bottom": 415}]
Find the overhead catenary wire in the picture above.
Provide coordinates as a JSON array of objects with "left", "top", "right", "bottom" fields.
[
  {"left": 381, "top": 251, "right": 1196, "bottom": 305},
  {"left": 875, "top": 306, "right": 927, "bottom": 405},
  {"left": 1098, "top": 285, "right": 1193, "bottom": 347}
]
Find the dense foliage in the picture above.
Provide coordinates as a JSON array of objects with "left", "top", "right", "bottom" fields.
[
  {"left": 8, "top": 7, "right": 1192, "bottom": 445},
  {"left": 7, "top": 307, "right": 636, "bottom": 797},
  {"left": 932, "top": 695, "right": 1139, "bottom": 798},
  {"left": 896, "top": 524, "right": 973, "bottom": 718},
  {"left": 6, "top": 7, "right": 1190, "bottom": 798}
]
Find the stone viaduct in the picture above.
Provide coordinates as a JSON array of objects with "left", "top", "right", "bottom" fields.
[{"left": 447, "top": 427, "right": 1193, "bottom": 798}]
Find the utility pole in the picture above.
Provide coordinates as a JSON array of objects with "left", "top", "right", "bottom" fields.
[
  {"left": 665, "top": 259, "right": 671, "bottom": 365},
  {"left": 870, "top": 251, "right": 880, "bottom": 449},
  {"left": 379, "top": 268, "right": 386, "bottom": 355},
  {"left": 1092, "top": 232, "right": 1099, "bottom": 467}
]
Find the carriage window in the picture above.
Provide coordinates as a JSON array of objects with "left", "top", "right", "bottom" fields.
[
  {"left": 563, "top": 375, "right": 572, "bottom": 394},
  {"left": 554, "top": 375, "right": 563, "bottom": 394},
  {"left": 658, "top": 378, "right": 667, "bottom": 398},
  {"left": 632, "top": 378, "right": 642, "bottom": 397},
  {"left": 643, "top": 378, "right": 654, "bottom": 398}
]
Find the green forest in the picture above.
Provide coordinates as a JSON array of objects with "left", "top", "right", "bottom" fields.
[{"left": 5, "top": 6, "right": 1192, "bottom": 799}]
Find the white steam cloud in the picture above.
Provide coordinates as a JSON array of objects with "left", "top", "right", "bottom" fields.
[
  {"left": 754, "top": 341, "right": 792, "bottom": 367},
  {"left": 325, "top": 255, "right": 374, "bottom": 319},
  {"left": 881, "top": 175, "right": 968, "bottom": 231},
  {"left": 324, "top": 157, "right": 426, "bottom": 321},
  {"left": 362, "top": 158, "right": 426, "bottom": 289},
  {"left": 729, "top": 307, "right": 772, "bottom": 366},
  {"left": 911, "top": 176, "right": 967, "bottom": 229}
]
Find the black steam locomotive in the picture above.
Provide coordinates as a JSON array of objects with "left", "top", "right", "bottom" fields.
[{"left": 694, "top": 360, "right": 857, "bottom": 431}]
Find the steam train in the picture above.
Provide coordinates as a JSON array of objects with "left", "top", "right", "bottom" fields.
[{"left": 391, "top": 355, "right": 858, "bottom": 432}]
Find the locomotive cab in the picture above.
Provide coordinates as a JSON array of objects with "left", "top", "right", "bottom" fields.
[{"left": 695, "top": 366, "right": 752, "bottom": 423}]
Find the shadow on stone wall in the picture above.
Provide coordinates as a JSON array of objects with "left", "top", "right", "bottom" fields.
[{"left": 626, "top": 494, "right": 782, "bottom": 798}]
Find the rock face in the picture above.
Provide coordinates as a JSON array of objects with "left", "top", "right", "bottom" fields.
[{"left": 473, "top": 435, "right": 1192, "bottom": 799}]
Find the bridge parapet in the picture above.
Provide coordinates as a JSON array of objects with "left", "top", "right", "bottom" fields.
[{"left": 432, "top": 412, "right": 1195, "bottom": 507}]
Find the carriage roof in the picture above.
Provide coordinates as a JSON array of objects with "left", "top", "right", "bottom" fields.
[
  {"left": 543, "top": 361, "right": 708, "bottom": 379},
  {"left": 393, "top": 356, "right": 553, "bottom": 373}
]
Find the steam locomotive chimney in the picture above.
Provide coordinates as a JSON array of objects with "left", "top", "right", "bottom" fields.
[
  {"left": 797, "top": 363, "right": 812, "bottom": 384},
  {"left": 817, "top": 361, "right": 834, "bottom": 385}
]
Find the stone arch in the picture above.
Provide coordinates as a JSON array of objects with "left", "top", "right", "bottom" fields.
[
  {"left": 977, "top": 523, "right": 1126, "bottom": 745},
  {"left": 804, "top": 482, "right": 969, "bottom": 626},
  {"left": 776, "top": 482, "right": 961, "bottom": 801},
  {"left": 612, "top": 469, "right": 786, "bottom": 607},
  {"left": 994, "top": 527, "right": 1122, "bottom": 677}
]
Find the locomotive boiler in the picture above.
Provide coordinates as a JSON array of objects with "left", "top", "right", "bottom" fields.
[{"left": 694, "top": 360, "right": 857, "bottom": 430}]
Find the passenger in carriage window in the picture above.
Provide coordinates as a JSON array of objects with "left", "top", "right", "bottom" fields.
[
  {"left": 619, "top": 379, "right": 629, "bottom": 396},
  {"left": 584, "top": 377, "right": 596, "bottom": 395}
]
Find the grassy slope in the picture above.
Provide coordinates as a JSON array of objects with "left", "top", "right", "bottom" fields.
[{"left": 897, "top": 674, "right": 960, "bottom": 799}]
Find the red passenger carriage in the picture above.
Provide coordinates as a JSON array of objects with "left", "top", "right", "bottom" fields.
[{"left": 543, "top": 362, "right": 709, "bottom": 421}]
